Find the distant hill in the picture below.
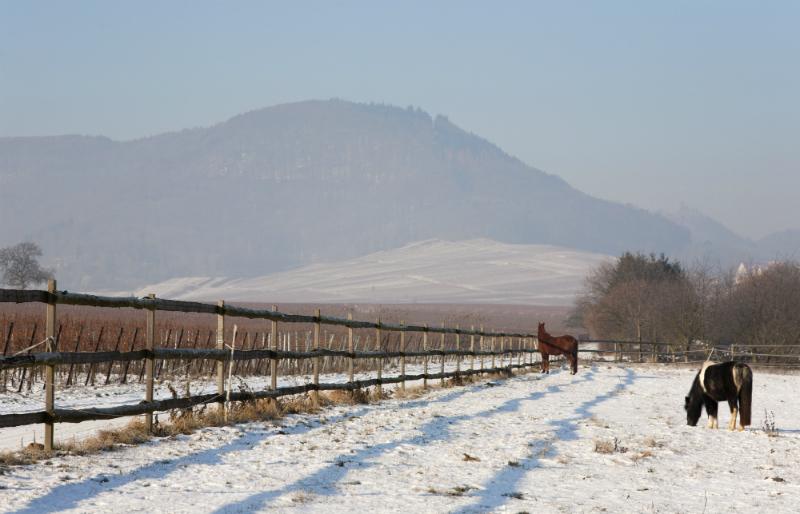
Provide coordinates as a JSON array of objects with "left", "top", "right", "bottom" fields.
[
  {"left": 758, "top": 230, "right": 800, "bottom": 260},
  {"left": 120, "top": 239, "right": 613, "bottom": 306},
  {"left": 663, "top": 205, "right": 799, "bottom": 268},
  {"left": 0, "top": 99, "right": 689, "bottom": 290}
]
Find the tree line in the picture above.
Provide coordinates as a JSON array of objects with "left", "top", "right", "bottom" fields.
[{"left": 572, "top": 252, "right": 800, "bottom": 361}]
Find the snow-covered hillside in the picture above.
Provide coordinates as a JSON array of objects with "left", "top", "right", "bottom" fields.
[
  {"left": 2, "top": 364, "right": 799, "bottom": 513},
  {"left": 122, "top": 239, "right": 612, "bottom": 305}
]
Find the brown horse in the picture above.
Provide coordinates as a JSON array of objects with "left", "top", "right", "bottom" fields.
[{"left": 537, "top": 322, "right": 579, "bottom": 374}]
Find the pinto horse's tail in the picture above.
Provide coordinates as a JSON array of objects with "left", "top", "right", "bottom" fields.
[{"left": 737, "top": 363, "right": 753, "bottom": 427}]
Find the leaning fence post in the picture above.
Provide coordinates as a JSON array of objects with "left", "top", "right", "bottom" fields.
[
  {"left": 216, "top": 300, "right": 225, "bottom": 413},
  {"left": 400, "top": 321, "right": 406, "bottom": 392},
  {"left": 313, "top": 308, "right": 320, "bottom": 404},
  {"left": 144, "top": 293, "right": 156, "bottom": 433},
  {"left": 44, "top": 279, "right": 57, "bottom": 451}
]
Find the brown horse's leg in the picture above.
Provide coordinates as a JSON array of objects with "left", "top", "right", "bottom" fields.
[{"left": 542, "top": 352, "right": 549, "bottom": 374}]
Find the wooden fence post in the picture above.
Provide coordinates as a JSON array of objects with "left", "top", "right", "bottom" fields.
[
  {"left": 400, "top": 321, "right": 406, "bottom": 392},
  {"left": 423, "top": 325, "right": 428, "bottom": 389},
  {"left": 348, "top": 313, "right": 354, "bottom": 387},
  {"left": 455, "top": 325, "right": 461, "bottom": 380},
  {"left": 144, "top": 293, "right": 155, "bottom": 433},
  {"left": 313, "top": 308, "right": 320, "bottom": 404},
  {"left": 470, "top": 326, "right": 475, "bottom": 375},
  {"left": 1, "top": 321, "right": 13, "bottom": 393},
  {"left": 479, "top": 325, "right": 484, "bottom": 373},
  {"left": 44, "top": 279, "right": 56, "bottom": 452},
  {"left": 440, "top": 322, "right": 445, "bottom": 387},
  {"left": 270, "top": 305, "right": 278, "bottom": 390},
  {"left": 376, "top": 318, "right": 382, "bottom": 398},
  {"left": 216, "top": 300, "right": 225, "bottom": 413},
  {"left": 491, "top": 333, "right": 496, "bottom": 371}
]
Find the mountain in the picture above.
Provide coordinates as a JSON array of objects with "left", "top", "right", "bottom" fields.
[
  {"left": 121, "top": 239, "right": 613, "bottom": 306},
  {"left": 0, "top": 99, "right": 689, "bottom": 290},
  {"left": 663, "top": 205, "right": 758, "bottom": 267},
  {"left": 758, "top": 230, "right": 800, "bottom": 260},
  {"left": 663, "top": 205, "right": 800, "bottom": 267}
]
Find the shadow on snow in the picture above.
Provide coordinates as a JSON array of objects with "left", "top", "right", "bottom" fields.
[{"left": 11, "top": 383, "right": 486, "bottom": 513}]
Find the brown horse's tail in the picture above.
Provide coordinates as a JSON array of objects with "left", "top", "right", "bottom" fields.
[{"left": 738, "top": 364, "right": 753, "bottom": 427}]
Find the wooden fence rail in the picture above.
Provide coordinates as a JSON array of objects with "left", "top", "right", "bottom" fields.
[
  {"left": 0, "top": 288, "right": 536, "bottom": 339},
  {"left": 0, "top": 283, "right": 548, "bottom": 450}
]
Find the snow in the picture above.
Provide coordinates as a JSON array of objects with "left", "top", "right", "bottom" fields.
[
  {"left": 111, "top": 239, "right": 612, "bottom": 306},
  {"left": 2, "top": 364, "right": 800, "bottom": 513}
]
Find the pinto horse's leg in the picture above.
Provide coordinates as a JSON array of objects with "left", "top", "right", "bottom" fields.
[
  {"left": 727, "top": 398, "right": 739, "bottom": 431},
  {"left": 704, "top": 396, "right": 719, "bottom": 429}
]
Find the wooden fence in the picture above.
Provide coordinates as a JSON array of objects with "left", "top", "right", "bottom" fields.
[
  {"left": 0, "top": 282, "right": 556, "bottom": 451},
  {"left": 5, "top": 283, "right": 795, "bottom": 452}
]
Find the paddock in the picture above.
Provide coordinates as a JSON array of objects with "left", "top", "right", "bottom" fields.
[{"left": 1, "top": 363, "right": 799, "bottom": 513}]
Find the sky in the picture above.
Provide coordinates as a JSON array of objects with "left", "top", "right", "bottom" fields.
[{"left": 1, "top": 1, "right": 798, "bottom": 239}]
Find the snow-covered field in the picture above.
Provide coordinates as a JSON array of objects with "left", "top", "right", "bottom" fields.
[
  {"left": 118, "top": 239, "right": 612, "bottom": 306},
  {"left": 2, "top": 364, "right": 800, "bottom": 513}
]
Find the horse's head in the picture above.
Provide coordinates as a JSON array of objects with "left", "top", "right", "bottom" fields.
[
  {"left": 537, "top": 322, "right": 545, "bottom": 332},
  {"left": 684, "top": 376, "right": 703, "bottom": 426}
]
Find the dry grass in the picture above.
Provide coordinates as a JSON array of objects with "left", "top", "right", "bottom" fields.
[
  {"left": 643, "top": 436, "right": 663, "bottom": 448},
  {"left": 594, "top": 437, "right": 628, "bottom": 454},
  {"left": 61, "top": 420, "right": 152, "bottom": 455},
  {"left": 0, "top": 368, "right": 533, "bottom": 467},
  {"left": 0, "top": 443, "right": 52, "bottom": 466},
  {"left": 427, "top": 485, "right": 475, "bottom": 497},
  {"left": 630, "top": 450, "right": 654, "bottom": 464}
]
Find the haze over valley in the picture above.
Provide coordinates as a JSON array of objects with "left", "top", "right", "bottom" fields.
[{"left": 2, "top": 99, "right": 792, "bottom": 298}]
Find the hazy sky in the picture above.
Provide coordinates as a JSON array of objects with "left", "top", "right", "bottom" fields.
[{"left": 2, "top": 1, "right": 798, "bottom": 239}]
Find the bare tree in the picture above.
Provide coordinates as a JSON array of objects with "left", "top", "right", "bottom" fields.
[
  {"left": 0, "top": 242, "right": 52, "bottom": 289},
  {"left": 715, "top": 262, "right": 800, "bottom": 361}
]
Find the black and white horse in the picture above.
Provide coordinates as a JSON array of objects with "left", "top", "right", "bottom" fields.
[{"left": 684, "top": 361, "right": 753, "bottom": 431}]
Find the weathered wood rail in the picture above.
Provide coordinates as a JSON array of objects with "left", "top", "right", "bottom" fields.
[{"left": 1, "top": 282, "right": 560, "bottom": 450}]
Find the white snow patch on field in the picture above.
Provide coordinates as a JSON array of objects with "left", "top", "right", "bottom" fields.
[{"left": 2, "top": 365, "right": 800, "bottom": 513}]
